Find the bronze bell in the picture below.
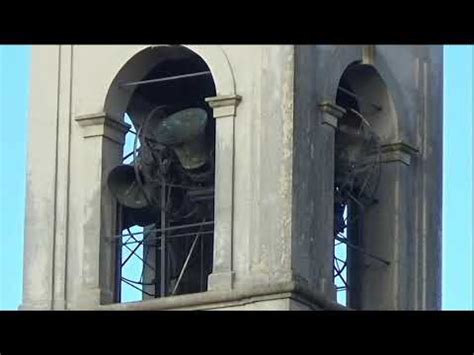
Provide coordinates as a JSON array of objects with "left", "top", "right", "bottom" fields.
[
  {"left": 150, "top": 107, "right": 209, "bottom": 170},
  {"left": 107, "top": 164, "right": 157, "bottom": 209}
]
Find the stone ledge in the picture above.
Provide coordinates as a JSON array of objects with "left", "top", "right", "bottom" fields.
[
  {"left": 380, "top": 141, "right": 419, "bottom": 155},
  {"left": 319, "top": 101, "right": 347, "bottom": 119},
  {"left": 76, "top": 112, "right": 131, "bottom": 144},
  {"left": 362, "top": 141, "right": 420, "bottom": 166},
  {"left": 319, "top": 101, "right": 346, "bottom": 129},
  {"left": 205, "top": 95, "right": 242, "bottom": 119},
  {"left": 97, "top": 281, "right": 349, "bottom": 311}
]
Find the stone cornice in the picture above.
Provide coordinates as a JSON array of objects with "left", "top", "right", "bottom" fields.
[
  {"left": 319, "top": 101, "right": 346, "bottom": 129},
  {"left": 205, "top": 95, "right": 242, "bottom": 119},
  {"left": 96, "top": 280, "right": 349, "bottom": 311},
  {"left": 75, "top": 112, "right": 131, "bottom": 144}
]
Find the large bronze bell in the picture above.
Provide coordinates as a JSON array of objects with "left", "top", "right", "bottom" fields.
[
  {"left": 107, "top": 164, "right": 157, "bottom": 209},
  {"left": 150, "top": 107, "right": 209, "bottom": 170}
]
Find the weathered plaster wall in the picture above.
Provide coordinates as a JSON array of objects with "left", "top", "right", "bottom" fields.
[{"left": 22, "top": 45, "right": 443, "bottom": 310}]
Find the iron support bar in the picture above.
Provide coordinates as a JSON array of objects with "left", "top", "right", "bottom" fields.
[
  {"left": 109, "top": 221, "right": 215, "bottom": 240},
  {"left": 121, "top": 277, "right": 155, "bottom": 297},
  {"left": 159, "top": 181, "right": 167, "bottom": 297},
  {"left": 337, "top": 86, "right": 382, "bottom": 112},
  {"left": 122, "top": 243, "right": 155, "bottom": 271},
  {"left": 121, "top": 233, "right": 146, "bottom": 268},
  {"left": 335, "top": 235, "right": 391, "bottom": 265},
  {"left": 171, "top": 231, "right": 201, "bottom": 295},
  {"left": 120, "top": 71, "right": 212, "bottom": 88},
  {"left": 122, "top": 230, "right": 213, "bottom": 246}
]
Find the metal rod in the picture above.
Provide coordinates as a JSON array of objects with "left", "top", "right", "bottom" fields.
[
  {"left": 114, "top": 205, "right": 123, "bottom": 303},
  {"left": 346, "top": 191, "right": 366, "bottom": 210},
  {"left": 121, "top": 278, "right": 155, "bottom": 297},
  {"left": 123, "top": 243, "right": 155, "bottom": 271},
  {"left": 348, "top": 108, "right": 372, "bottom": 128},
  {"left": 171, "top": 232, "right": 201, "bottom": 295},
  {"left": 122, "top": 230, "right": 213, "bottom": 246},
  {"left": 334, "top": 269, "right": 344, "bottom": 280},
  {"left": 337, "top": 86, "right": 382, "bottom": 111},
  {"left": 200, "top": 234, "right": 204, "bottom": 292},
  {"left": 334, "top": 257, "right": 347, "bottom": 272},
  {"left": 121, "top": 233, "right": 145, "bottom": 268},
  {"left": 109, "top": 221, "right": 215, "bottom": 240},
  {"left": 120, "top": 71, "right": 211, "bottom": 88},
  {"left": 160, "top": 181, "right": 167, "bottom": 297},
  {"left": 121, "top": 276, "right": 155, "bottom": 286},
  {"left": 133, "top": 111, "right": 153, "bottom": 207},
  {"left": 140, "top": 235, "right": 152, "bottom": 284},
  {"left": 339, "top": 274, "right": 349, "bottom": 288},
  {"left": 122, "top": 150, "right": 137, "bottom": 162},
  {"left": 335, "top": 235, "right": 390, "bottom": 265},
  {"left": 126, "top": 227, "right": 141, "bottom": 244}
]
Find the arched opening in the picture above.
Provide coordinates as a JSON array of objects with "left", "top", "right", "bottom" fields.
[
  {"left": 106, "top": 46, "right": 217, "bottom": 303},
  {"left": 333, "top": 64, "right": 397, "bottom": 309}
]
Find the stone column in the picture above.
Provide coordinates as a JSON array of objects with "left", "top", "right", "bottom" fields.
[
  {"left": 319, "top": 101, "right": 345, "bottom": 302},
  {"left": 352, "top": 141, "right": 419, "bottom": 310},
  {"left": 75, "top": 113, "right": 130, "bottom": 308},
  {"left": 20, "top": 46, "right": 60, "bottom": 310},
  {"left": 205, "top": 95, "right": 241, "bottom": 291}
]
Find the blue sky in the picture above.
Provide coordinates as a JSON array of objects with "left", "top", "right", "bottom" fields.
[
  {"left": 443, "top": 45, "right": 473, "bottom": 309},
  {"left": 0, "top": 45, "right": 472, "bottom": 310},
  {"left": 0, "top": 45, "right": 31, "bottom": 309}
]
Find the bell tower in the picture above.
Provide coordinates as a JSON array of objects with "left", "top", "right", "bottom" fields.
[{"left": 21, "top": 45, "right": 443, "bottom": 310}]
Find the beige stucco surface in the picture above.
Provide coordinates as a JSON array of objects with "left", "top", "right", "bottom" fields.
[{"left": 21, "top": 45, "right": 443, "bottom": 310}]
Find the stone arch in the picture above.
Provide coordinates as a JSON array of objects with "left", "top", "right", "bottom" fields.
[
  {"left": 369, "top": 54, "right": 411, "bottom": 145},
  {"left": 336, "top": 63, "right": 399, "bottom": 143},
  {"left": 100, "top": 44, "right": 238, "bottom": 302},
  {"left": 321, "top": 46, "right": 364, "bottom": 102},
  {"left": 319, "top": 46, "right": 407, "bottom": 145},
  {"left": 104, "top": 45, "right": 236, "bottom": 121},
  {"left": 332, "top": 59, "right": 408, "bottom": 310}
]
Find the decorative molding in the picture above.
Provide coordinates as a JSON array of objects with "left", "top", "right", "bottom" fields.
[
  {"left": 96, "top": 280, "right": 348, "bottom": 311},
  {"left": 319, "top": 101, "right": 346, "bottom": 129},
  {"left": 204, "top": 94, "right": 241, "bottom": 292},
  {"left": 205, "top": 95, "right": 242, "bottom": 118},
  {"left": 380, "top": 151, "right": 412, "bottom": 166},
  {"left": 380, "top": 141, "right": 420, "bottom": 155},
  {"left": 75, "top": 112, "right": 129, "bottom": 307},
  {"left": 364, "top": 141, "right": 420, "bottom": 166},
  {"left": 75, "top": 112, "right": 130, "bottom": 145}
]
